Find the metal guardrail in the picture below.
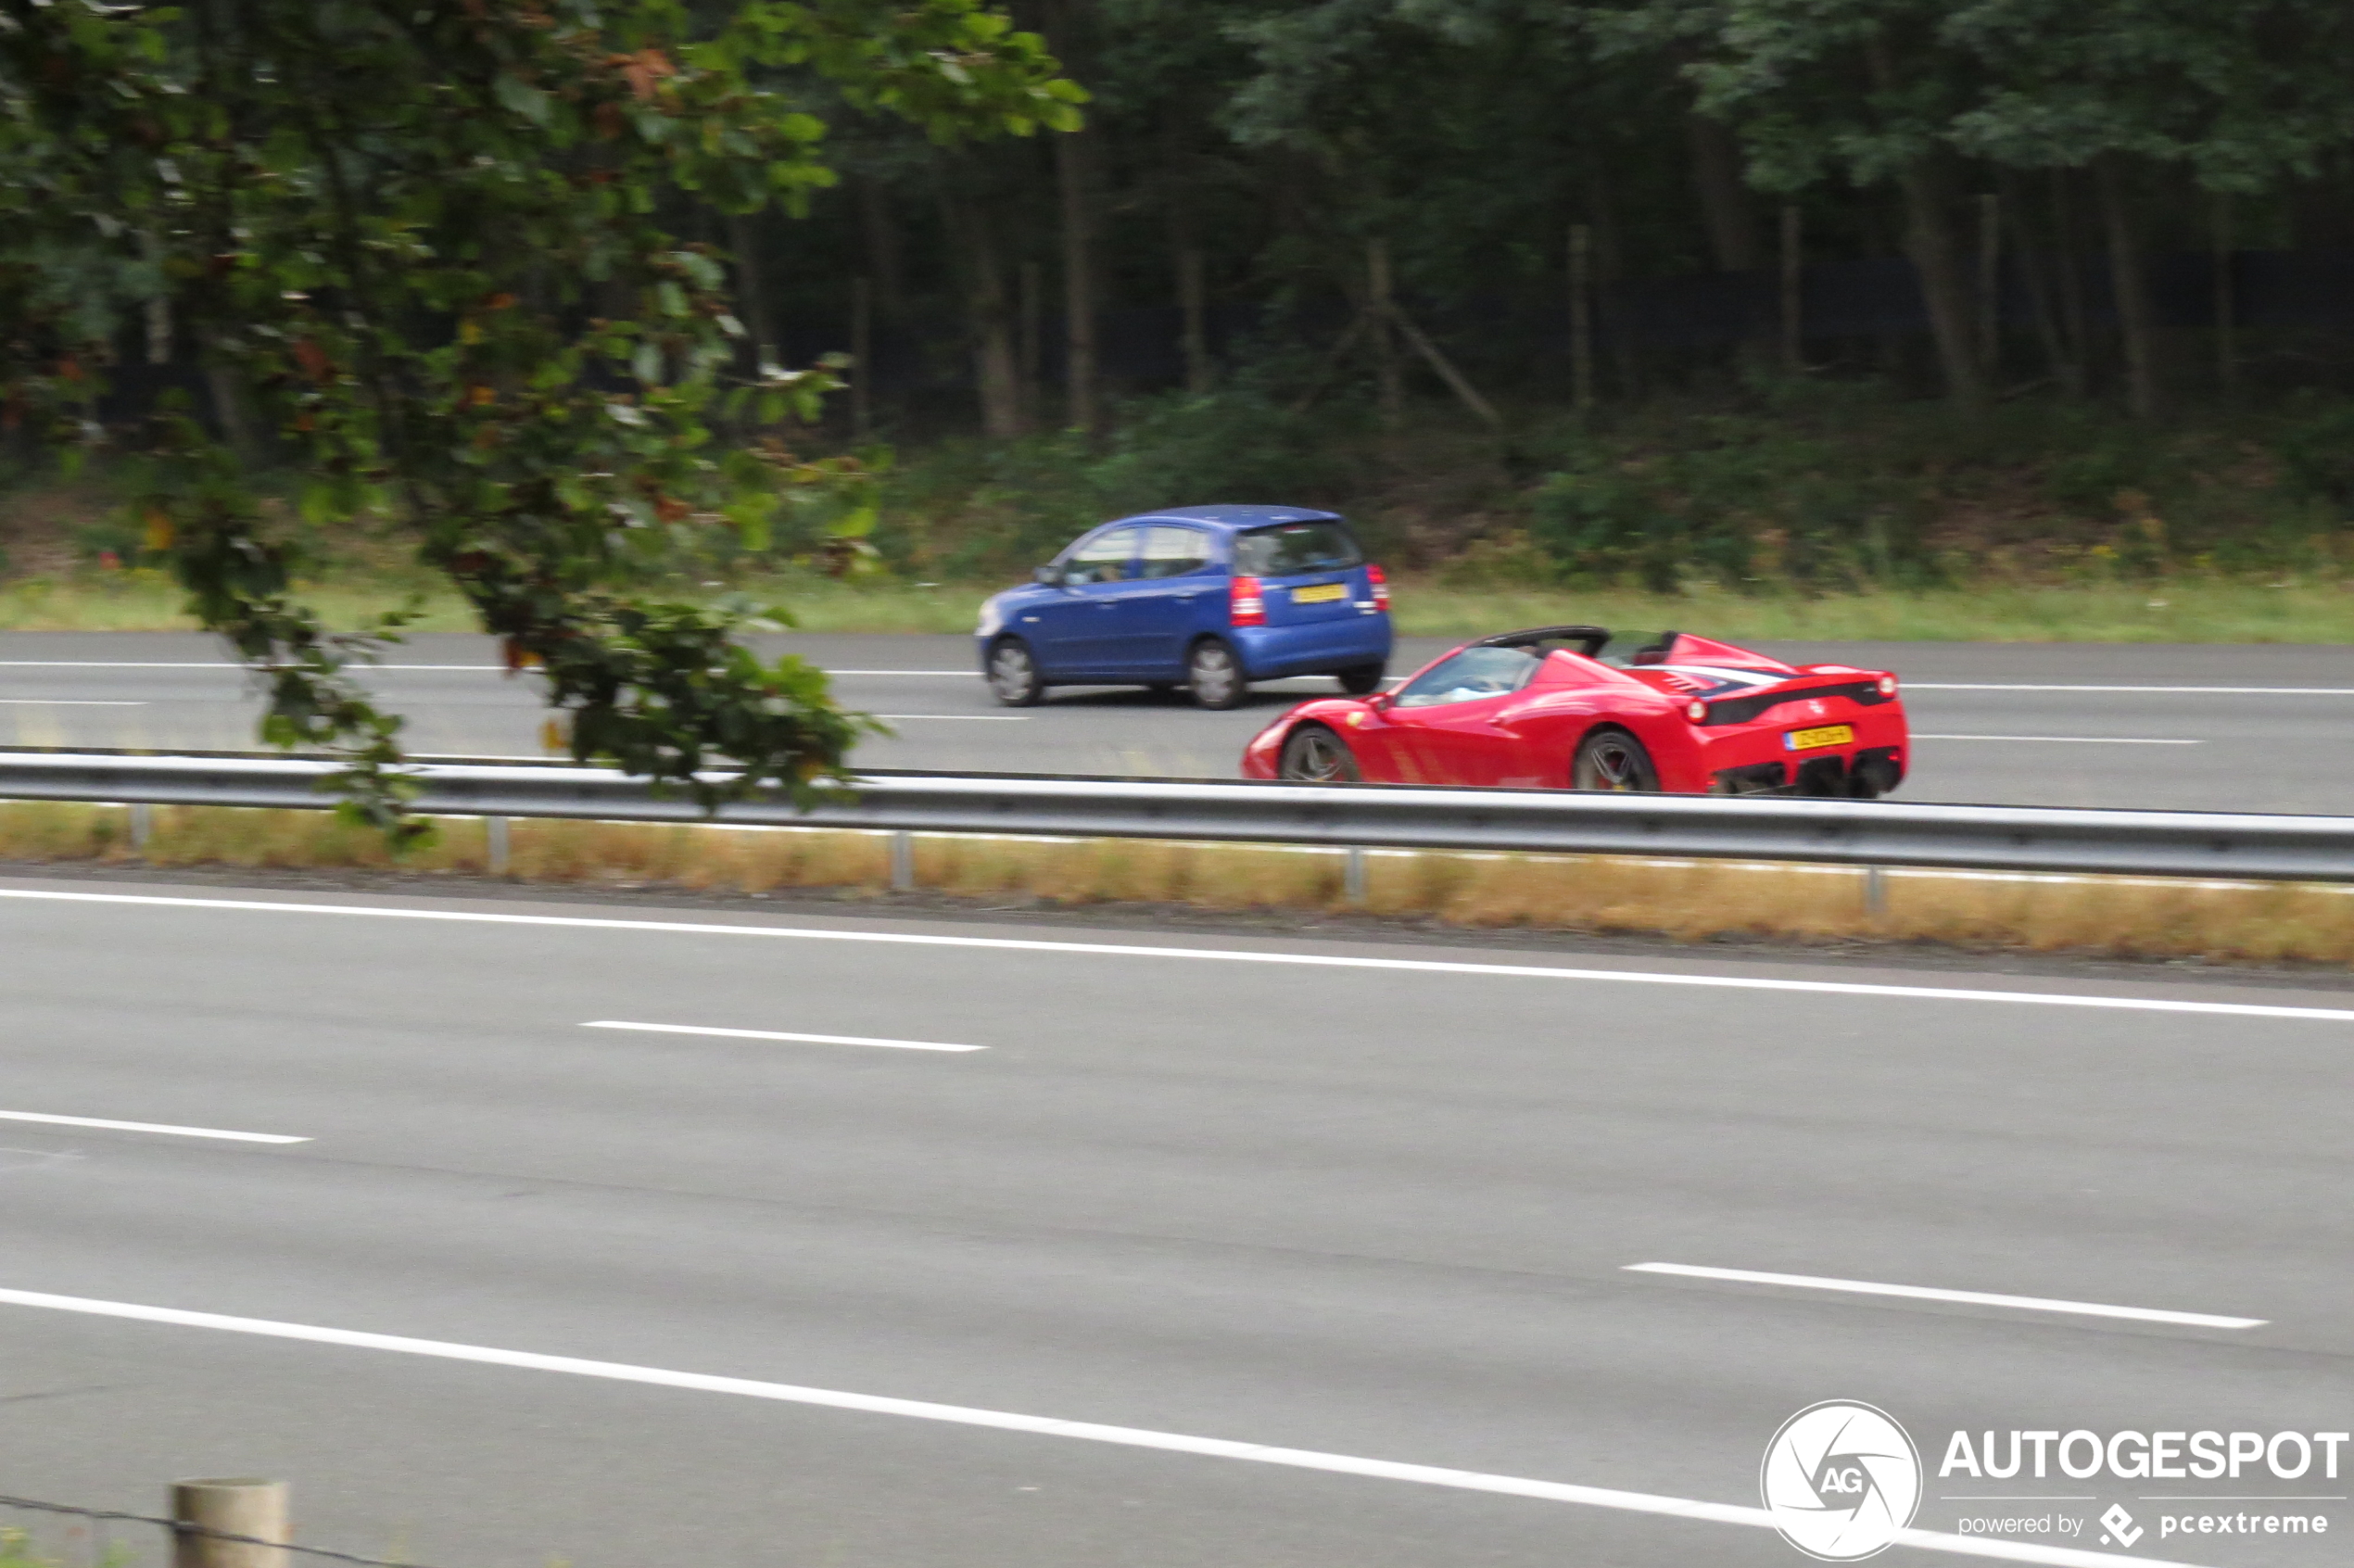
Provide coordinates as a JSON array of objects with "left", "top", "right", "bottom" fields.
[{"left": 1, "top": 748, "right": 2352, "bottom": 883}]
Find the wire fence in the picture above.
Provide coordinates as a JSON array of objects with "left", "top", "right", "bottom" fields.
[{"left": 0, "top": 1495, "right": 442, "bottom": 1568}]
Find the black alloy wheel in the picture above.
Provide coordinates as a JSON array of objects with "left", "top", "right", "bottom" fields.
[
  {"left": 1278, "top": 725, "right": 1362, "bottom": 782},
  {"left": 986, "top": 638, "right": 1044, "bottom": 707},
  {"left": 1572, "top": 728, "right": 1661, "bottom": 791},
  {"left": 1187, "top": 639, "right": 1247, "bottom": 710},
  {"left": 1336, "top": 663, "right": 1386, "bottom": 695}
]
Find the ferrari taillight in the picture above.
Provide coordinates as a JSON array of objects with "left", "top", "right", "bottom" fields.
[
  {"left": 1230, "top": 575, "right": 1267, "bottom": 626},
  {"left": 1367, "top": 563, "right": 1391, "bottom": 611},
  {"left": 1686, "top": 700, "right": 1707, "bottom": 722},
  {"left": 1877, "top": 675, "right": 1898, "bottom": 696}
]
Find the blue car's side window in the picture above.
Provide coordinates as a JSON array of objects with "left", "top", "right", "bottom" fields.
[
  {"left": 1138, "top": 525, "right": 1212, "bottom": 579},
  {"left": 1059, "top": 527, "right": 1138, "bottom": 586}
]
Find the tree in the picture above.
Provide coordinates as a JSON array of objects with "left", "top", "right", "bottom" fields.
[{"left": 0, "top": 0, "right": 1080, "bottom": 831}]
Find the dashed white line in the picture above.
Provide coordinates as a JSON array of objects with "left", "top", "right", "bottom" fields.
[
  {"left": 583, "top": 1020, "right": 985, "bottom": 1053},
  {"left": 0, "top": 699, "right": 146, "bottom": 706},
  {"left": 4, "top": 888, "right": 2351, "bottom": 1023},
  {"left": 0, "top": 1110, "right": 308, "bottom": 1144},
  {"left": 1912, "top": 733, "right": 2200, "bottom": 745},
  {"left": 0, "top": 1285, "right": 2222, "bottom": 1568},
  {"left": 867, "top": 714, "right": 1028, "bottom": 723},
  {"left": 1624, "top": 1264, "right": 2265, "bottom": 1330}
]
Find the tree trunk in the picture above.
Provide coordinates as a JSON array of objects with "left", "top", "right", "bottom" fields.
[
  {"left": 1057, "top": 130, "right": 1097, "bottom": 434},
  {"left": 1367, "top": 238, "right": 1403, "bottom": 427},
  {"left": 943, "top": 187, "right": 1022, "bottom": 439},
  {"left": 1686, "top": 115, "right": 1762, "bottom": 272},
  {"left": 1019, "top": 259, "right": 1044, "bottom": 425},
  {"left": 1569, "top": 224, "right": 1595, "bottom": 413},
  {"left": 2211, "top": 192, "right": 2238, "bottom": 398},
  {"left": 1779, "top": 205, "right": 1803, "bottom": 373},
  {"left": 857, "top": 178, "right": 907, "bottom": 322},
  {"left": 850, "top": 275, "right": 873, "bottom": 438},
  {"left": 1177, "top": 246, "right": 1210, "bottom": 394},
  {"left": 2000, "top": 169, "right": 2079, "bottom": 398},
  {"left": 1892, "top": 164, "right": 1985, "bottom": 411},
  {"left": 727, "top": 212, "right": 775, "bottom": 372},
  {"left": 2051, "top": 169, "right": 2092, "bottom": 396},
  {"left": 2094, "top": 155, "right": 2159, "bottom": 418}
]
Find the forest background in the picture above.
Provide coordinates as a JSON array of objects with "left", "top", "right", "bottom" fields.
[{"left": 11, "top": 0, "right": 2354, "bottom": 645}]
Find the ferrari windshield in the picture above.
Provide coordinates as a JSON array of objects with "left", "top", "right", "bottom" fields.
[{"left": 1392, "top": 646, "right": 1541, "bottom": 708}]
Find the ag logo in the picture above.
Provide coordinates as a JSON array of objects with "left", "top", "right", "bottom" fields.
[{"left": 1761, "top": 1400, "right": 1922, "bottom": 1561}]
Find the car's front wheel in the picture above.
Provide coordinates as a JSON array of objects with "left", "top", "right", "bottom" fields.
[
  {"left": 1336, "top": 663, "right": 1386, "bottom": 695},
  {"left": 1572, "top": 728, "right": 1660, "bottom": 791},
  {"left": 1278, "top": 725, "right": 1361, "bottom": 782},
  {"left": 986, "top": 638, "right": 1044, "bottom": 707},
  {"left": 1187, "top": 639, "right": 1247, "bottom": 710}
]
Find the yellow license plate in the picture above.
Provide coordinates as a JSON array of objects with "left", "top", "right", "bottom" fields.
[
  {"left": 1783, "top": 724, "right": 1854, "bottom": 752},
  {"left": 1291, "top": 583, "right": 1347, "bottom": 603}
]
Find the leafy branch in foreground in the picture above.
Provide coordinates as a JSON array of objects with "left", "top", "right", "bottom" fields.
[{"left": 0, "top": 0, "right": 1082, "bottom": 834}]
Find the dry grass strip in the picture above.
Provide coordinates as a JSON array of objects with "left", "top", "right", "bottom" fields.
[{"left": 3, "top": 800, "right": 2349, "bottom": 967}]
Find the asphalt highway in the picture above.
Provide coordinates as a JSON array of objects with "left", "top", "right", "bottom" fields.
[
  {"left": 1, "top": 631, "right": 2348, "bottom": 812},
  {"left": 1, "top": 876, "right": 2350, "bottom": 1568}
]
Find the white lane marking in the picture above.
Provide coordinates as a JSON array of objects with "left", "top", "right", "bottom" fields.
[
  {"left": 2, "top": 888, "right": 2349, "bottom": 1024},
  {"left": 824, "top": 669, "right": 984, "bottom": 677},
  {"left": 0, "top": 662, "right": 502, "bottom": 672},
  {"left": 0, "top": 699, "right": 146, "bottom": 706},
  {"left": 1912, "top": 734, "right": 2200, "bottom": 745},
  {"left": 1624, "top": 1264, "right": 2265, "bottom": 1330},
  {"left": 583, "top": 1020, "right": 984, "bottom": 1053},
  {"left": 867, "top": 714, "right": 1028, "bottom": 723},
  {"left": 0, "top": 1286, "right": 2221, "bottom": 1567},
  {"left": 1907, "top": 683, "right": 2354, "bottom": 695},
  {"left": 0, "top": 1110, "right": 308, "bottom": 1144}
]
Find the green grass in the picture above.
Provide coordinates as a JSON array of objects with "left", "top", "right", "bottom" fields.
[{"left": 3, "top": 565, "right": 2348, "bottom": 642}]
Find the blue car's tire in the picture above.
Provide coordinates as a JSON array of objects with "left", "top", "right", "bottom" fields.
[
  {"left": 1187, "top": 639, "right": 1247, "bottom": 710},
  {"left": 1337, "top": 663, "right": 1386, "bottom": 695},
  {"left": 986, "top": 638, "right": 1044, "bottom": 706}
]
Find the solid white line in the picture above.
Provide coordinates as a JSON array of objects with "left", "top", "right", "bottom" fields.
[
  {"left": 0, "top": 1110, "right": 308, "bottom": 1144},
  {"left": 0, "top": 699, "right": 146, "bottom": 706},
  {"left": 821, "top": 669, "right": 978, "bottom": 677},
  {"left": 2, "top": 887, "right": 2348, "bottom": 1024},
  {"left": 1907, "top": 683, "right": 2354, "bottom": 696},
  {"left": 1624, "top": 1264, "right": 2265, "bottom": 1330},
  {"left": 0, "top": 1286, "right": 2220, "bottom": 1568},
  {"left": 582, "top": 1020, "right": 984, "bottom": 1053},
  {"left": 868, "top": 714, "right": 1028, "bottom": 723},
  {"left": 1912, "top": 734, "right": 2200, "bottom": 745},
  {"left": 0, "top": 662, "right": 502, "bottom": 671}
]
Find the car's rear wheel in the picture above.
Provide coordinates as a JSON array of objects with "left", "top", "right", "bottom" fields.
[
  {"left": 1278, "top": 725, "right": 1361, "bottom": 782},
  {"left": 1336, "top": 663, "right": 1386, "bottom": 696},
  {"left": 1187, "top": 639, "right": 1247, "bottom": 710},
  {"left": 1573, "top": 728, "right": 1660, "bottom": 791},
  {"left": 986, "top": 638, "right": 1044, "bottom": 707}
]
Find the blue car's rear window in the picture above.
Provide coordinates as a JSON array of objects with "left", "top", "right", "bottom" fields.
[{"left": 1233, "top": 521, "right": 1362, "bottom": 577}]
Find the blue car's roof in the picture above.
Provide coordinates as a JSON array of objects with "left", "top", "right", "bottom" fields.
[{"left": 1105, "top": 505, "right": 1342, "bottom": 533}]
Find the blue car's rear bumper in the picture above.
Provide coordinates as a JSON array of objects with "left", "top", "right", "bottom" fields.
[{"left": 1233, "top": 617, "right": 1392, "bottom": 679}]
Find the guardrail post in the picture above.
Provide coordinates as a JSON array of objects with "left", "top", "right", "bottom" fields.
[
  {"left": 171, "top": 1477, "right": 288, "bottom": 1568},
  {"left": 127, "top": 802, "right": 153, "bottom": 851},
  {"left": 485, "top": 815, "right": 511, "bottom": 875},
  {"left": 890, "top": 829, "right": 916, "bottom": 892},
  {"left": 1864, "top": 865, "right": 1888, "bottom": 917},
  {"left": 1344, "top": 845, "right": 1369, "bottom": 906}
]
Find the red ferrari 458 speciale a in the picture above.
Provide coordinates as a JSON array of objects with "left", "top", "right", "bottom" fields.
[{"left": 1241, "top": 626, "right": 1908, "bottom": 796}]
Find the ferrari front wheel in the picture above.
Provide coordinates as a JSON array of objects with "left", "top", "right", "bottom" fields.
[
  {"left": 1573, "top": 729, "right": 1660, "bottom": 792},
  {"left": 1278, "top": 725, "right": 1361, "bottom": 782}
]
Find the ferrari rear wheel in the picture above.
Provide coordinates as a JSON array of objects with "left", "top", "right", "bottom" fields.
[
  {"left": 1278, "top": 725, "right": 1362, "bottom": 782},
  {"left": 1573, "top": 728, "right": 1660, "bottom": 792}
]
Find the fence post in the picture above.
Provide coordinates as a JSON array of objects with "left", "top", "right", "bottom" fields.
[
  {"left": 485, "top": 815, "right": 511, "bottom": 875},
  {"left": 1864, "top": 865, "right": 1888, "bottom": 917},
  {"left": 890, "top": 829, "right": 916, "bottom": 892},
  {"left": 171, "top": 1478, "right": 288, "bottom": 1568},
  {"left": 127, "top": 802, "right": 154, "bottom": 851},
  {"left": 1344, "top": 845, "right": 1369, "bottom": 908}
]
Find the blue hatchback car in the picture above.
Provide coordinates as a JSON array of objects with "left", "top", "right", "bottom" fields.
[{"left": 975, "top": 506, "right": 1394, "bottom": 709}]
